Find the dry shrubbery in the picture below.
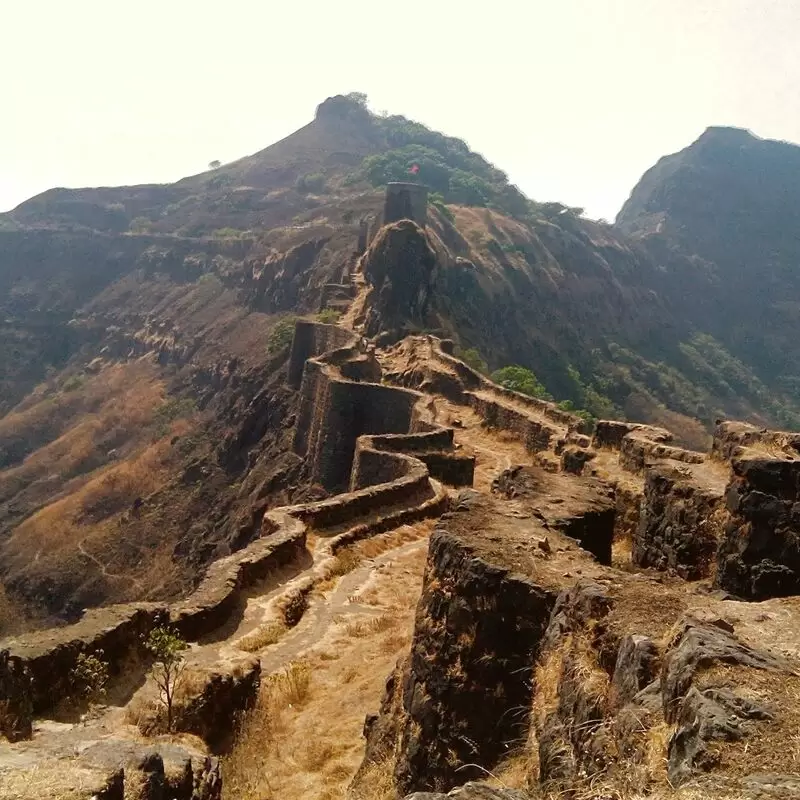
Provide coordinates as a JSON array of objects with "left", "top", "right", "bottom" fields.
[
  {"left": 0, "top": 359, "right": 203, "bottom": 607},
  {"left": 0, "top": 582, "right": 28, "bottom": 638},
  {"left": 222, "top": 540, "right": 428, "bottom": 800},
  {"left": 5, "top": 432, "right": 185, "bottom": 564},
  {"left": 223, "top": 662, "right": 313, "bottom": 799},
  {"left": 237, "top": 620, "right": 288, "bottom": 652}
]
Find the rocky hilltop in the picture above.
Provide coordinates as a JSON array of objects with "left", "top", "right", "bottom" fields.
[
  {"left": 1, "top": 95, "right": 800, "bottom": 799},
  {"left": 618, "top": 126, "right": 800, "bottom": 406}
]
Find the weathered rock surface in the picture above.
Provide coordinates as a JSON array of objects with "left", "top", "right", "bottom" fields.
[
  {"left": 634, "top": 464, "right": 725, "bottom": 579},
  {"left": 404, "top": 784, "right": 529, "bottom": 800},
  {"left": 713, "top": 421, "right": 800, "bottom": 599}
]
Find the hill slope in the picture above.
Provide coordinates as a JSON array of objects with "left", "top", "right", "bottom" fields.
[
  {"left": 618, "top": 126, "right": 800, "bottom": 402},
  {"left": 2, "top": 97, "right": 800, "bottom": 628}
]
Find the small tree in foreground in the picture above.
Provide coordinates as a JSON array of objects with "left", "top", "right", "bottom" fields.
[
  {"left": 70, "top": 650, "right": 109, "bottom": 720},
  {"left": 145, "top": 626, "right": 188, "bottom": 732}
]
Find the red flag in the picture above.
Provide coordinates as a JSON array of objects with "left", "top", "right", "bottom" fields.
[{"left": 409, "top": 164, "right": 420, "bottom": 175}]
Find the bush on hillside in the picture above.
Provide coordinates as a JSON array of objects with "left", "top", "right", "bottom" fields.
[
  {"left": 428, "top": 192, "right": 455, "bottom": 222},
  {"left": 457, "top": 347, "right": 488, "bottom": 374},
  {"left": 268, "top": 317, "right": 298, "bottom": 353},
  {"left": 491, "top": 366, "right": 550, "bottom": 399},
  {"left": 317, "top": 309, "right": 340, "bottom": 324},
  {"left": 296, "top": 173, "right": 327, "bottom": 193}
]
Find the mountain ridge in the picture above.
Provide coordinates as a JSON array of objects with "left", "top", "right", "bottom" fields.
[{"left": 1, "top": 95, "right": 800, "bottom": 627}]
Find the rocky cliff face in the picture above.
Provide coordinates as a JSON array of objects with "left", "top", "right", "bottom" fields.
[
  {"left": 354, "top": 407, "right": 800, "bottom": 800},
  {"left": 617, "top": 126, "right": 800, "bottom": 417}
]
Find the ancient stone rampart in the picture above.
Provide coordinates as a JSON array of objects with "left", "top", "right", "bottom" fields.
[
  {"left": 0, "top": 323, "right": 464, "bottom": 738},
  {"left": 592, "top": 420, "right": 705, "bottom": 474},
  {"left": 384, "top": 182, "right": 429, "bottom": 227},
  {"left": 430, "top": 339, "right": 581, "bottom": 429},
  {"left": 467, "top": 391, "right": 564, "bottom": 453},
  {"left": 592, "top": 420, "right": 671, "bottom": 450},
  {"left": 287, "top": 318, "right": 355, "bottom": 389},
  {"left": 619, "top": 431, "right": 705, "bottom": 473},
  {"left": 293, "top": 334, "right": 423, "bottom": 491}
]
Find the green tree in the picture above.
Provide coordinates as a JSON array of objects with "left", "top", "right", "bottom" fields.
[
  {"left": 268, "top": 317, "right": 298, "bottom": 353},
  {"left": 317, "top": 309, "right": 340, "bottom": 324},
  {"left": 208, "top": 160, "right": 222, "bottom": 169},
  {"left": 70, "top": 650, "right": 109, "bottom": 715},
  {"left": 345, "top": 91, "right": 368, "bottom": 107},
  {"left": 296, "top": 172, "right": 327, "bottom": 193},
  {"left": 458, "top": 347, "right": 488, "bottom": 374},
  {"left": 491, "top": 365, "right": 550, "bottom": 399},
  {"left": 145, "top": 626, "right": 188, "bottom": 733}
]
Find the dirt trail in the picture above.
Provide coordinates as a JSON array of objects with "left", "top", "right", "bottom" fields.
[
  {"left": 0, "top": 291, "right": 539, "bottom": 797},
  {"left": 77, "top": 536, "right": 145, "bottom": 593}
]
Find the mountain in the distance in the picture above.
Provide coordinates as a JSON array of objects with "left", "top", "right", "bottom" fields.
[
  {"left": 2, "top": 94, "right": 800, "bottom": 628},
  {"left": 617, "top": 125, "right": 800, "bottom": 407}
]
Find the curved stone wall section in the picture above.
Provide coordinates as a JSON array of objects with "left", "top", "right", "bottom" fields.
[
  {"left": 292, "top": 327, "right": 424, "bottom": 492},
  {"left": 287, "top": 319, "right": 355, "bottom": 389},
  {"left": 0, "top": 323, "right": 463, "bottom": 736}
]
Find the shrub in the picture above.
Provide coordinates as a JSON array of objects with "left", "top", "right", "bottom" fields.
[
  {"left": 268, "top": 317, "right": 298, "bottom": 353},
  {"left": 152, "top": 397, "right": 197, "bottom": 439},
  {"left": 428, "top": 191, "right": 455, "bottom": 222},
  {"left": 144, "top": 626, "right": 188, "bottom": 732},
  {"left": 70, "top": 650, "right": 109, "bottom": 709},
  {"left": 61, "top": 375, "right": 85, "bottom": 392},
  {"left": 211, "top": 227, "right": 245, "bottom": 239},
  {"left": 129, "top": 217, "right": 152, "bottom": 233},
  {"left": 317, "top": 309, "right": 340, "bottom": 324},
  {"left": 296, "top": 173, "right": 327, "bottom": 193},
  {"left": 457, "top": 347, "right": 488, "bottom": 374},
  {"left": 491, "top": 365, "right": 550, "bottom": 399}
]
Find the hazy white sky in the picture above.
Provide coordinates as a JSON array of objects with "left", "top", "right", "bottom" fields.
[{"left": 2, "top": 0, "right": 799, "bottom": 219}]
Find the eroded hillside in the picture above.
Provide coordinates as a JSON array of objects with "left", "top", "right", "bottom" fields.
[
  {"left": 2, "top": 94, "right": 800, "bottom": 799},
  {"left": 1, "top": 300, "right": 799, "bottom": 799}
]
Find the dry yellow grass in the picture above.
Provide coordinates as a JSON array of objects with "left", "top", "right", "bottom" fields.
[
  {"left": 237, "top": 620, "right": 288, "bottom": 652},
  {"left": 0, "top": 361, "right": 199, "bottom": 607},
  {"left": 5, "top": 428, "right": 185, "bottom": 562},
  {"left": 222, "top": 540, "right": 428, "bottom": 800}
]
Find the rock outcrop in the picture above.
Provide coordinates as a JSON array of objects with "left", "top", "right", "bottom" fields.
[
  {"left": 353, "top": 363, "right": 800, "bottom": 799},
  {"left": 713, "top": 421, "right": 800, "bottom": 599}
]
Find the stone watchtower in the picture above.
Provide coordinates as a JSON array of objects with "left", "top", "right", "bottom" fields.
[{"left": 384, "top": 182, "right": 428, "bottom": 227}]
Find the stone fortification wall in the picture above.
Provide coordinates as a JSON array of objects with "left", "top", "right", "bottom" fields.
[
  {"left": 0, "top": 324, "right": 463, "bottom": 738},
  {"left": 467, "top": 391, "right": 563, "bottom": 453},
  {"left": 2, "top": 514, "right": 306, "bottom": 715},
  {"left": 619, "top": 431, "right": 705, "bottom": 473},
  {"left": 592, "top": 420, "right": 671, "bottom": 450},
  {"left": 420, "top": 339, "right": 585, "bottom": 449},
  {"left": 384, "top": 182, "right": 429, "bottom": 227},
  {"left": 287, "top": 319, "right": 355, "bottom": 389},
  {"left": 295, "top": 357, "right": 421, "bottom": 491},
  {"left": 711, "top": 419, "right": 800, "bottom": 462},
  {"left": 592, "top": 420, "right": 704, "bottom": 474}
]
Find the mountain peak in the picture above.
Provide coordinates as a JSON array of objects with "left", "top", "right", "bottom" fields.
[{"left": 696, "top": 125, "right": 759, "bottom": 144}]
